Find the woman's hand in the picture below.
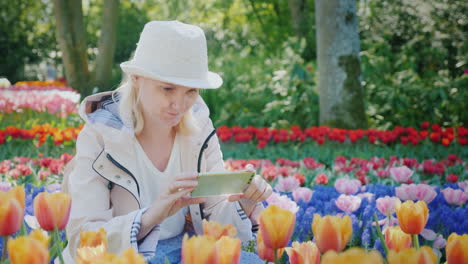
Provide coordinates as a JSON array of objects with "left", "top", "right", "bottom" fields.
[
  {"left": 138, "top": 172, "right": 205, "bottom": 239},
  {"left": 227, "top": 164, "right": 272, "bottom": 216}
]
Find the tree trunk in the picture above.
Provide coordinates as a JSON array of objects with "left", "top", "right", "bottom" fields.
[
  {"left": 315, "top": 0, "right": 367, "bottom": 129},
  {"left": 288, "top": 0, "right": 308, "bottom": 38},
  {"left": 52, "top": 0, "right": 93, "bottom": 96},
  {"left": 95, "top": 0, "right": 120, "bottom": 91}
]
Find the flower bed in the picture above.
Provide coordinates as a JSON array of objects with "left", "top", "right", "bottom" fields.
[{"left": 217, "top": 124, "right": 468, "bottom": 147}]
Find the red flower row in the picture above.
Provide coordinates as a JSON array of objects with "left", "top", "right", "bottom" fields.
[{"left": 217, "top": 123, "right": 468, "bottom": 148}]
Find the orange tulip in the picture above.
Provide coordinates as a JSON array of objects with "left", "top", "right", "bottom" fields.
[
  {"left": 8, "top": 186, "right": 25, "bottom": 210},
  {"left": 395, "top": 200, "right": 429, "bottom": 235},
  {"left": 446, "top": 233, "right": 468, "bottom": 264},
  {"left": 257, "top": 230, "right": 285, "bottom": 262},
  {"left": 311, "top": 214, "right": 352, "bottom": 253},
  {"left": 259, "top": 204, "right": 296, "bottom": 250},
  {"left": 216, "top": 236, "right": 241, "bottom": 264},
  {"left": 7, "top": 232, "right": 50, "bottom": 264},
  {"left": 182, "top": 234, "right": 217, "bottom": 264},
  {"left": 33, "top": 192, "right": 71, "bottom": 231},
  {"left": 387, "top": 246, "right": 437, "bottom": 264},
  {"left": 0, "top": 187, "right": 24, "bottom": 236},
  {"left": 285, "top": 241, "right": 320, "bottom": 264},
  {"left": 384, "top": 226, "right": 412, "bottom": 252},
  {"left": 321, "top": 247, "right": 383, "bottom": 264},
  {"left": 203, "top": 219, "right": 237, "bottom": 239}
]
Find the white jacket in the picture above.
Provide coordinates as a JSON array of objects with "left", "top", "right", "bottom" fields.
[{"left": 61, "top": 92, "right": 261, "bottom": 263}]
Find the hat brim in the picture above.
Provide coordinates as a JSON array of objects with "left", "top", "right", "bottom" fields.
[{"left": 120, "top": 62, "right": 222, "bottom": 89}]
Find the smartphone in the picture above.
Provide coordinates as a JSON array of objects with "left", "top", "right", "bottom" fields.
[{"left": 191, "top": 170, "right": 255, "bottom": 197}]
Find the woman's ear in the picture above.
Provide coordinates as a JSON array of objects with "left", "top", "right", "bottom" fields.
[{"left": 131, "top": 75, "right": 139, "bottom": 83}]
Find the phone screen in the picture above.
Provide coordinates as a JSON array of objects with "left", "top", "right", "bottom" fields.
[{"left": 191, "top": 170, "right": 255, "bottom": 197}]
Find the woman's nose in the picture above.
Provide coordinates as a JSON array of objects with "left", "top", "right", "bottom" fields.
[{"left": 170, "top": 96, "right": 186, "bottom": 110}]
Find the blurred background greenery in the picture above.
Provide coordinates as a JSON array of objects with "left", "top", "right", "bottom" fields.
[{"left": 1, "top": 0, "right": 467, "bottom": 129}]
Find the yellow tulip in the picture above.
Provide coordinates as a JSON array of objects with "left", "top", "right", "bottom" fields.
[
  {"left": 34, "top": 192, "right": 71, "bottom": 231},
  {"left": 203, "top": 219, "right": 237, "bottom": 239},
  {"left": 29, "top": 229, "right": 50, "bottom": 247},
  {"left": 446, "top": 233, "right": 468, "bottom": 264},
  {"left": 77, "top": 244, "right": 107, "bottom": 264},
  {"left": 285, "top": 241, "right": 320, "bottom": 264},
  {"left": 216, "top": 236, "right": 241, "bottom": 264},
  {"left": 257, "top": 230, "right": 285, "bottom": 262},
  {"left": 395, "top": 200, "right": 429, "bottom": 235},
  {"left": 311, "top": 214, "right": 352, "bottom": 253},
  {"left": 7, "top": 232, "right": 49, "bottom": 264},
  {"left": 321, "top": 247, "right": 383, "bottom": 264},
  {"left": 182, "top": 234, "right": 217, "bottom": 264},
  {"left": 113, "top": 248, "right": 146, "bottom": 264},
  {"left": 259, "top": 204, "right": 296, "bottom": 250},
  {"left": 384, "top": 226, "right": 412, "bottom": 252},
  {"left": 387, "top": 246, "right": 437, "bottom": 264},
  {"left": 0, "top": 187, "right": 24, "bottom": 236},
  {"left": 76, "top": 228, "right": 108, "bottom": 264},
  {"left": 79, "top": 228, "right": 108, "bottom": 249}
]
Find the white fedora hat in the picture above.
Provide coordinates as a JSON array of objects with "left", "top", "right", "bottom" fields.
[{"left": 120, "top": 21, "right": 222, "bottom": 89}]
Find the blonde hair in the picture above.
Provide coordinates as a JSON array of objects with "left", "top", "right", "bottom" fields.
[{"left": 112, "top": 74, "right": 200, "bottom": 136}]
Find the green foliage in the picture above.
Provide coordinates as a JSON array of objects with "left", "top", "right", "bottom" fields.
[
  {"left": 358, "top": 0, "right": 468, "bottom": 128},
  {"left": 204, "top": 33, "right": 319, "bottom": 128},
  {"left": 0, "top": 0, "right": 57, "bottom": 82}
]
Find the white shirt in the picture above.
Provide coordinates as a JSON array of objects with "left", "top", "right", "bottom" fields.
[{"left": 134, "top": 132, "right": 188, "bottom": 240}]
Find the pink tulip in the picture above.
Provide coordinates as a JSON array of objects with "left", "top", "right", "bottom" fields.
[
  {"left": 0, "top": 182, "right": 11, "bottom": 192},
  {"left": 395, "top": 184, "right": 437, "bottom": 204},
  {"left": 334, "top": 178, "right": 362, "bottom": 195},
  {"left": 275, "top": 176, "right": 300, "bottom": 193},
  {"left": 335, "top": 194, "right": 362, "bottom": 213},
  {"left": 292, "top": 187, "right": 313, "bottom": 203},
  {"left": 389, "top": 166, "right": 413, "bottom": 183},
  {"left": 458, "top": 181, "right": 468, "bottom": 192},
  {"left": 441, "top": 188, "right": 468, "bottom": 206},
  {"left": 266, "top": 192, "right": 299, "bottom": 214},
  {"left": 433, "top": 235, "right": 446, "bottom": 249},
  {"left": 0, "top": 160, "right": 11, "bottom": 173},
  {"left": 376, "top": 196, "right": 400, "bottom": 217}
]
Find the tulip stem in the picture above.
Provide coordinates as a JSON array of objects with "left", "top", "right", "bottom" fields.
[
  {"left": 1, "top": 236, "right": 8, "bottom": 261},
  {"left": 53, "top": 228, "right": 65, "bottom": 264},
  {"left": 412, "top": 234, "right": 420, "bottom": 249},
  {"left": 373, "top": 212, "right": 389, "bottom": 256},
  {"left": 274, "top": 249, "right": 278, "bottom": 264}
]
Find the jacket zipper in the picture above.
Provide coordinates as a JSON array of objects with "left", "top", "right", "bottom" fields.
[{"left": 106, "top": 153, "right": 141, "bottom": 196}]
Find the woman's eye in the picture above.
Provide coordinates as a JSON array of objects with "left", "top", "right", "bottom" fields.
[
  {"left": 163, "top": 87, "right": 174, "bottom": 92},
  {"left": 188, "top": 89, "right": 198, "bottom": 94}
]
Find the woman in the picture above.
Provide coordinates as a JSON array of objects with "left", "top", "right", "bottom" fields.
[{"left": 61, "top": 21, "right": 272, "bottom": 263}]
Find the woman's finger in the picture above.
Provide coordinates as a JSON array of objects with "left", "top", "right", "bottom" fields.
[
  {"left": 167, "top": 180, "right": 198, "bottom": 193},
  {"left": 227, "top": 194, "right": 243, "bottom": 202},
  {"left": 178, "top": 197, "right": 206, "bottom": 207},
  {"left": 251, "top": 183, "right": 266, "bottom": 202},
  {"left": 261, "top": 185, "right": 273, "bottom": 201},
  {"left": 245, "top": 164, "right": 255, "bottom": 172},
  {"left": 243, "top": 175, "right": 261, "bottom": 199}
]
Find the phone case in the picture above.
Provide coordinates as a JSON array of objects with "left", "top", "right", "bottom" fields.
[{"left": 191, "top": 170, "right": 255, "bottom": 197}]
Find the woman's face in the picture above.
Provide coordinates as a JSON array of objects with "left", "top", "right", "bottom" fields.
[{"left": 134, "top": 76, "right": 199, "bottom": 128}]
